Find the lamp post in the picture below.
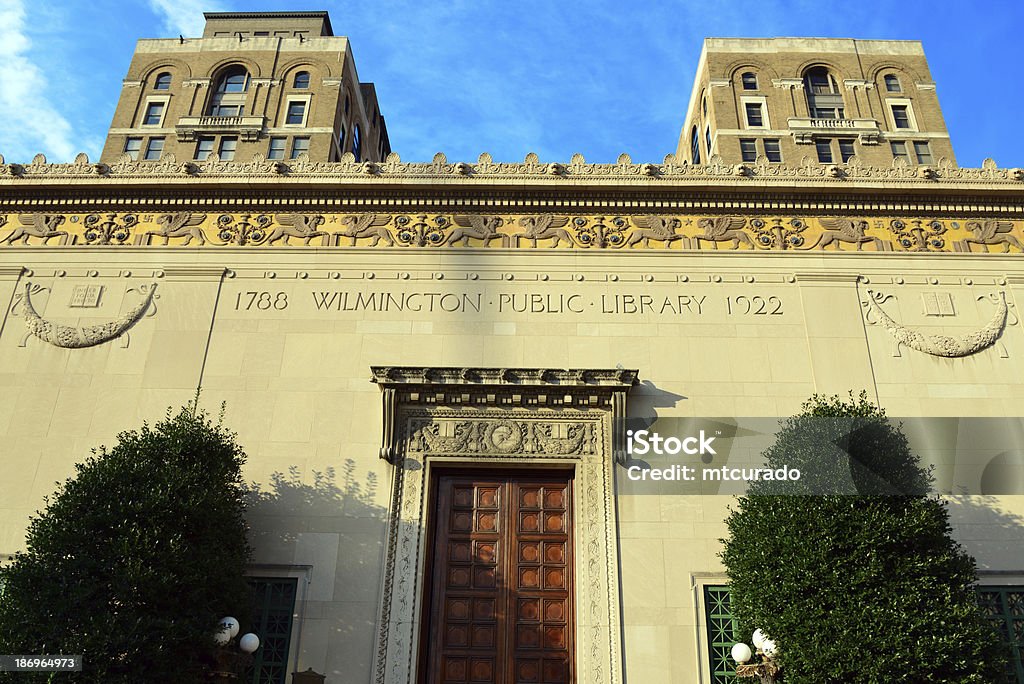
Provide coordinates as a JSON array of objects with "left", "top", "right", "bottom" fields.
[
  {"left": 731, "top": 628, "right": 780, "bottom": 684},
  {"left": 209, "top": 616, "right": 261, "bottom": 680}
]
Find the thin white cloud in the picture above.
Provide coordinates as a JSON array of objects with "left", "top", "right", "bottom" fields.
[
  {"left": 0, "top": 0, "right": 77, "bottom": 162},
  {"left": 148, "top": 0, "right": 222, "bottom": 38}
]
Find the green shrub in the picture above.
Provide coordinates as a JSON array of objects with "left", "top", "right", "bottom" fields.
[
  {"left": 0, "top": 404, "right": 252, "bottom": 683},
  {"left": 721, "top": 393, "right": 1008, "bottom": 683}
]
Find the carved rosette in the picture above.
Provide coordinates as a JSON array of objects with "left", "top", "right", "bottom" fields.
[
  {"left": 216, "top": 214, "right": 272, "bottom": 245},
  {"left": 84, "top": 213, "right": 137, "bottom": 245}
]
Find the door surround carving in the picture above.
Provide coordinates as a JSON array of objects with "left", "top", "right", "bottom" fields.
[{"left": 370, "top": 367, "right": 636, "bottom": 684}]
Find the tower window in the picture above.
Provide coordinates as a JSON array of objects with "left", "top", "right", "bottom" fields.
[
  {"left": 804, "top": 66, "right": 845, "bottom": 119},
  {"left": 144, "top": 137, "right": 164, "bottom": 160},
  {"left": 884, "top": 74, "right": 901, "bottom": 92},
  {"left": 914, "top": 141, "right": 933, "bottom": 164},
  {"left": 741, "top": 72, "right": 758, "bottom": 90},
  {"left": 218, "top": 137, "right": 238, "bottom": 161},
  {"left": 815, "top": 138, "right": 833, "bottom": 163},
  {"left": 194, "top": 136, "right": 215, "bottom": 160},
  {"left": 763, "top": 139, "right": 781, "bottom": 162},
  {"left": 745, "top": 102, "right": 764, "bottom": 127},
  {"left": 207, "top": 66, "right": 249, "bottom": 117},
  {"left": 690, "top": 126, "right": 701, "bottom": 164},
  {"left": 739, "top": 138, "right": 756, "bottom": 162},
  {"left": 285, "top": 101, "right": 307, "bottom": 125},
  {"left": 705, "top": 126, "right": 712, "bottom": 154},
  {"left": 891, "top": 141, "right": 909, "bottom": 161},
  {"left": 290, "top": 137, "right": 310, "bottom": 158},
  {"left": 267, "top": 137, "right": 286, "bottom": 160},
  {"left": 352, "top": 124, "right": 362, "bottom": 162},
  {"left": 142, "top": 101, "right": 165, "bottom": 126},
  {"left": 154, "top": 72, "right": 171, "bottom": 90},
  {"left": 838, "top": 138, "right": 856, "bottom": 162},
  {"left": 123, "top": 137, "right": 142, "bottom": 160},
  {"left": 293, "top": 71, "right": 310, "bottom": 89},
  {"left": 344, "top": 94, "right": 350, "bottom": 115},
  {"left": 891, "top": 105, "right": 911, "bottom": 129},
  {"left": 220, "top": 69, "right": 249, "bottom": 93}
]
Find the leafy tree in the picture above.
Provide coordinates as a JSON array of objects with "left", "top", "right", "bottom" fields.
[
  {"left": 0, "top": 403, "right": 252, "bottom": 683},
  {"left": 721, "top": 393, "right": 1008, "bottom": 683}
]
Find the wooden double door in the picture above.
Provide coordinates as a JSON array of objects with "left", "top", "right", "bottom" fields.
[{"left": 422, "top": 470, "right": 575, "bottom": 684}]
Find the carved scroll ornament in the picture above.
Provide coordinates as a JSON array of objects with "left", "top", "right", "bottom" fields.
[
  {"left": 21, "top": 282, "right": 157, "bottom": 348},
  {"left": 863, "top": 290, "right": 1008, "bottom": 357}
]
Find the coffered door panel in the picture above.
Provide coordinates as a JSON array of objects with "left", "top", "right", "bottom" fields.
[{"left": 424, "top": 472, "right": 574, "bottom": 684}]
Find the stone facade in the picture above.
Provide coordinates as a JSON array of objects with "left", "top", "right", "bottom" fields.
[
  {"left": 2, "top": 18, "right": 1024, "bottom": 684},
  {"left": 679, "top": 38, "right": 957, "bottom": 169},
  {"left": 100, "top": 12, "right": 389, "bottom": 166}
]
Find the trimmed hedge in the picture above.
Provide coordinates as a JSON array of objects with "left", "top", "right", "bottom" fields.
[
  {"left": 0, "top": 404, "right": 252, "bottom": 683},
  {"left": 721, "top": 393, "right": 1008, "bottom": 683}
]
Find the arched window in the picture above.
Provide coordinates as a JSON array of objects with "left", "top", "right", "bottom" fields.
[
  {"left": 690, "top": 125, "right": 701, "bottom": 164},
  {"left": 207, "top": 66, "right": 250, "bottom": 116},
  {"left": 154, "top": 72, "right": 172, "bottom": 90},
  {"left": 293, "top": 71, "right": 310, "bottom": 89},
  {"left": 352, "top": 124, "right": 361, "bottom": 162},
  {"left": 884, "top": 74, "right": 901, "bottom": 92},
  {"left": 803, "top": 66, "right": 844, "bottom": 119},
  {"left": 344, "top": 94, "right": 351, "bottom": 115},
  {"left": 741, "top": 72, "right": 758, "bottom": 90},
  {"left": 701, "top": 94, "right": 707, "bottom": 118}
]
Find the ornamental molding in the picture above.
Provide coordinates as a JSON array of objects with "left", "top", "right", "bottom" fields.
[
  {"left": 371, "top": 389, "right": 629, "bottom": 684},
  {"left": 7, "top": 212, "right": 1024, "bottom": 254},
  {"left": 843, "top": 79, "right": 874, "bottom": 89},
  {"left": 772, "top": 78, "right": 805, "bottom": 89},
  {"left": 371, "top": 366, "right": 636, "bottom": 465},
  {"left": 1, "top": 152, "right": 1021, "bottom": 187},
  {"left": 862, "top": 290, "right": 1011, "bottom": 358}
]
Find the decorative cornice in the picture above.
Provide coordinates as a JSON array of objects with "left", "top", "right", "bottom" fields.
[
  {"left": 371, "top": 367, "right": 637, "bottom": 464},
  {"left": 0, "top": 152, "right": 1021, "bottom": 188},
  {"left": 371, "top": 366, "right": 637, "bottom": 389},
  {"left": 844, "top": 79, "right": 874, "bottom": 90},
  {"left": 772, "top": 78, "right": 805, "bottom": 90}
]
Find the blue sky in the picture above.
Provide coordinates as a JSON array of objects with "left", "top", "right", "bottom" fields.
[{"left": 1, "top": 0, "right": 1022, "bottom": 167}]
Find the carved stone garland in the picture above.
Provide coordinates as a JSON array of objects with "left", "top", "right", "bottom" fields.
[
  {"left": 863, "top": 290, "right": 1010, "bottom": 357},
  {"left": 370, "top": 367, "right": 636, "bottom": 684}
]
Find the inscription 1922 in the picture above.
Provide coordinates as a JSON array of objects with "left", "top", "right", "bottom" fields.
[{"left": 229, "top": 289, "right": 788, "bottom": 317}]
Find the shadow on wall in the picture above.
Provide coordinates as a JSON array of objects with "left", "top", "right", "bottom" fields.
[
  {"left": 945, "top": 496, "right": 1024, "bottom": 574},
  {"left": 244, "top": 460, "right": 389, "bottom": 678}
]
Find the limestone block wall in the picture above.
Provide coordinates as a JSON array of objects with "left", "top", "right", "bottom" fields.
[{"left": 2, "top": 248, "right": 1023, "bottom": 683}]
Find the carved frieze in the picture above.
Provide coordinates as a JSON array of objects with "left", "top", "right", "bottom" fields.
[{"left": 3, "top": 211, "right": 1024, "bottom": 254}]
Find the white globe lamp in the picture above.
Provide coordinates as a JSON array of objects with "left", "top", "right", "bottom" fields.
[
  {"left": 752, "top": 628, "right": 768, "bottom": 650},
  {"left": 220, "top": 616, "right": 240, "bottom": 639},
  {"left": 731, "top": 642, "right": 753, "bottom": 664},
  {"left": 239, "top": 633, "right": 261, "bottom": 654}
]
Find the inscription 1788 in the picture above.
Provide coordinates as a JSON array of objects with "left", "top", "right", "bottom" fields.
[{"left": 229, "top": 289, "right": 788, "bottom": 317}]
